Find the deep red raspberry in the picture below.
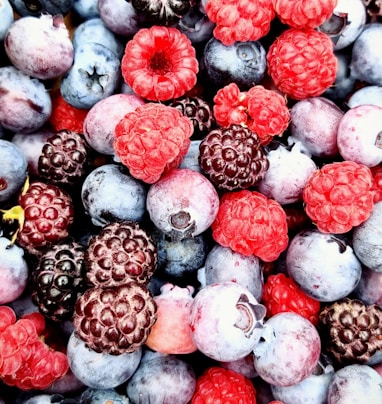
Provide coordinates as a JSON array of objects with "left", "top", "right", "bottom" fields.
[
  {"left": 302, "top": 161, "right": 375, "bottom": 234},
  {"left": 49, "top": 92, "right": 88, "bottom": 133},
  {"left": 205, "top": 0, "right": 275, "bottom": 46},
  {"left": 272, "top": 0, "right": 338, "bottom": 29},
  {"left": 114, "top": 103, "right": 193, "bottom": 183},
  {"left": 211, "top": 190, "right": 289, "bottom": 262},
  {"left": 191, "top": 366, "right": 257, "bottom": 404},
  {"left": 213, "top": 83, "right": 290, "bottom": 145},
  {"left": 121, "top": 26, "right": 199, "bottom": 102},
  {"left": 267, "top": 28, "right": 337, "bottom": 100},
  {"left": 262, "top": 273, "right": 321, "bottom": 325},
  {"left": 371, "top": 164, "right": 382, "bottom": 203}
]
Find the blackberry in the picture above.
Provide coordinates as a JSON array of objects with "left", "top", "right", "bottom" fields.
[
  {"left": 73, "top": 283, "right": 157, "bottom": 355},
  {"left": 169, "top": 96, "right": 216, "bottom": 138},
  {"left": 38, "top": 129, "right": 91, "bottom": 186},
  {"left": 199, "top": 124, "right": 269, "bottom": 190},
  {"left": 131, "top": 0, "right": 191, "bottom": 25},
  {"left": 31, "top": 241, "right": 86, "bottom": 322},
  {"left": 85, "top": 221, "right": 157, "bottom": 287},
  {"left": 319, "top": 297, "right": 382, "bottom": 365}
]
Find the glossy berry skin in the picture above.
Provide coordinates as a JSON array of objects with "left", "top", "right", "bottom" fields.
[
  {"left": 253, "top": 312, "right": 321, "bottom": 387},
  {"left": 286, "top": 229, "right": 362, "bottom": 302},
  {"left": 262, "top": 273, "right": 321, "bottom": 325},
  {"left": 191, "top": 366, "right": 257, "bottom": 404},
  {"left": 189, "top": 282, "right": 266, "bottom": 362}
]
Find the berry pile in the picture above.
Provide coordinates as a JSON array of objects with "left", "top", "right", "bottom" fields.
[{"left": 1, "top": 0, "right": 382, "bottom": 402}]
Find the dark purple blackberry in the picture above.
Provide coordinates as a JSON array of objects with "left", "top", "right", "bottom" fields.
[
  {"left": 199, "top": 124, "right": 269, "bottom": 190},
  {"left": 31, "top": 241, "right": 86, "bottom": 322},
  {"left": 131, "top": 0, "right": 191, "bottom": 25}
]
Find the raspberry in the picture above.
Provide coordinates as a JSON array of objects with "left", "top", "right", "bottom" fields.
[
  {"left": 191, "top": 366, "right": 257, "bottom": 404},
  {"left": 0, "top": 307, "right": 69, "bottom": 390},
  {"left": 272, "top": 0, "right": 338, "bottom": 29},
  {"left": 213, "top": 83, "right": 290, "bottom": 145},
  {"left": 262, "top": 273, "right": 321, "bottom": 325},
  {"left": 121, "top": 26, "right": 199, "bottom": 101},
  {"left": 49, "top": 91, "right": 88, "bottom": 133},
  {"left": 205, "top": 0, "right": 275, "bottom": 46},
  {"left": 371, "top": 164, "right": 382, "bottom": 203},
  {"left": 302, "top": 161, "right": 375, "bottom": 234},
  {"left": 114, "top": 103, "right": 193, "bottom": 184},
  {"left": 267, "top": 28, "right": 337, "bottom": 100},
  {"left": 199, "top": 124, "right": 269, "bottom": 190},
  {"left": 211, "top": 190, "right": 289, "bottom": 262}
]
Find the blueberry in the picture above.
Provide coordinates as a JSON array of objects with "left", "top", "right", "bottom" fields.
[
  {"left": 0, "top": 66, "right": 52, "bottom": 133},
  {"left": 0, "top": 0, "right": 13, "bottom": 41},
  {"left": 60, "top": 42, "right": 121, "bottom": 109},
  {"left": 0, "top": 139, "right": 28, "bottom": 202},
  {"left": 72, "top": 18, "right": 125, "bottom": 59},
  {"left": 81, "top": 164, "right": 147, "bottom": 227},
  {"left": 8, "top": 0, "right": 73, "bottom": 17},
  {"left": 126, "top": 351, "right": 196, "bottom": 404},
  {"left": 79, "top": 388, "right": 130, "bottom": 404},
  {"left": 72, "top": 0, "right": 99, "bottom": 20},
  {"left": 347, "top": 85, "right": 382, "bottom": 108},
  {"left": 201, "top": 37, "right": 267, "bottom": 91}
]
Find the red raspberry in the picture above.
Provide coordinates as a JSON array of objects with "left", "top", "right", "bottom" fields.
[
  {"left": 211, "top": 190, "right": 289, "bottom": 262},
  {"left": 191, "top": 366, "right": 257, "bottom": 404},
  {"left": 121, "top": 26, "right": 199, "bottom": 102},
  {"left": 267, "top": 28, "right": 337, "bottom": 100},
  {"left": 213, "top": 83, "right": 290, "bottom": 145},
  {"left": 205, "top": 0, "right": 275, "bottom": 46},
  {"left": 49, "top": 91, "right": 88, "bottom": 133},
  {"left": 272, "top": 0, "right": 338, "bottom": 29},
  {"left": 262, "top": 273, "right": 321, "bottom": 325},
  {"left": 114, "top": 103, "right": 193, "bottom": 184},
  {"left": 302, "top": 161, "right": 375, "bottom": 234},
  {"left": 371, "top": 164, "right": 382, "bottom": 203}
]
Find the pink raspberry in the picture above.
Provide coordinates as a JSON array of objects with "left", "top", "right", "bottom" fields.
[
  {"left": 302, "top": 161, "right": 375, "bottom": 234},
  {"left": 121, "top": 26, "right": 199, "bottom": 102},
  {"left": 267, "top": 28, "right": 337, "bottom": 100},
  {"left": 213, "top": 83, "right": 290, "bottom": 145},
  {"left": 211, "top": 190, "right": 289, "bottom": 262},
  {"left": 205, "top": 0, "right": 275, "bottom": 46},
  {"left": 272, "top": 0, "right": 338, "bottom": 29},
  {"left": 114, "top": 103, "right": 193, "bottom": 184}
]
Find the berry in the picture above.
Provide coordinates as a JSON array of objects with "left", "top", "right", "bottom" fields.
[
  {"left": 114, "top": 103, "right": 193, "bottom": 184},
  {"left": 267, "top": 28, "right": 337, "bottom": 100},
  {"left": 199, "top": 124, "right": 269, "bottom": 191},
  {"left": 73, "top": 282, "right": 157, "bottom": 355},
  {"left": 319, "top": 297, "right": 382, "bottom": 365},
  {"left": 261, "top": 273, "right": 321, "bottom": 325},
  {"left": 0, "top": 0, "right": 13, "bottom": 42},
  {"left": 38, "top": 129, "right": 92, "bottom": 187},
  {"left": 85, "top": 221, "right": 157, "bottom": 287},
  {"left": 8, "top": 0, "right": 73, "bottom": 16},
  {"left": 213, "top": 83, "right": 290, "bottom": 145},
  {"left": 191, "top": 366, "right": 257, "bottom": 404},
  {"left": 272, "top": 0, "right": 338, "bottom": 29},
  {"left": 302, "top": 161, "right": 375, "bottom": 234},
  {"left": 121, "top": 25, "right": 199, "bottom": 101},
  {"left": 131, "top": 0, "right": 191, "bottom": 25},
  {"left": 31, "top": 241, "right": 86, "bottom": 322},
  {"left": 49, "top": 92, "right": 88, "bottom": 134},
  {"left": 211, "top": 190, "right": 289, "bottom": 262},
  {"left": 205, "top": 0, "right": 275, "bottom": 46}
]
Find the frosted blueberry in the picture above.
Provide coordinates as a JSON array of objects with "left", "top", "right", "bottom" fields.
[
  {"left": 179, "top": 140, "right": 203, "bottom": 173},
  {"left": 0, "top": 0, "right": 13, "bottom": 41},
  {"left": 0, "top": 139, "right": 28, "bottom": 202},
  {"left": 354, "top": 266, "right": 382, "bottom": 306},
  {"left": 0, "top": 66, "right": 52, "bottom": 133},
  {"left": 73, "top": 0, "right": 99, "bottom": 19},
  {"left": 9, "top": 0, "right": 73, "bottom": 16},
  {"left": 79, "top": 388, "right": 130, "bottom": 403},
  {"left": 286, "top": 229, "right": 362, "bottom": 301},
  {"left": 60, "top": 42, "right": 121, "bottom": 110},
  {"left": 347, "top": 85, "right": 382, "bottom": 108},
  {"left": 81, "top": 164, "right": 147, "bottom": 226}
]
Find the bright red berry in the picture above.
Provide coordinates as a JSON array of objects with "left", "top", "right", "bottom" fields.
[
  {"left": 302, "top": 161, "right": 375, "bottom": 234},
  {"left": 191, "top": 366, "right": 257, "bottom": 404},
  {"left": 114, "top": 103, "right": 193, "bottom": 184},
  {"left": 272, "top": 0, "right": 338, "bottom": 29},
  {"left": 211, "top": 190, "right": 289, "bottom": 262},
  {"left": 121, "top": 26, "right": 199, "bottom": 101},
  {"left": 371, "top": 164, "right": 382, "bottom": 203},
  {"left": 205, "top": 0, "right": 275, "bottom": 46},
  {"left": 262, "top": 273, "right": 321, "bottom": 325},
  {"left": 267, "top": 28, "right": 337, "bottom": 100}
]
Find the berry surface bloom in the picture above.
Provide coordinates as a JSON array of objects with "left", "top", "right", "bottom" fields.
[{"left": 121, "top": 25, "right": 199, "bottom": 102}]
